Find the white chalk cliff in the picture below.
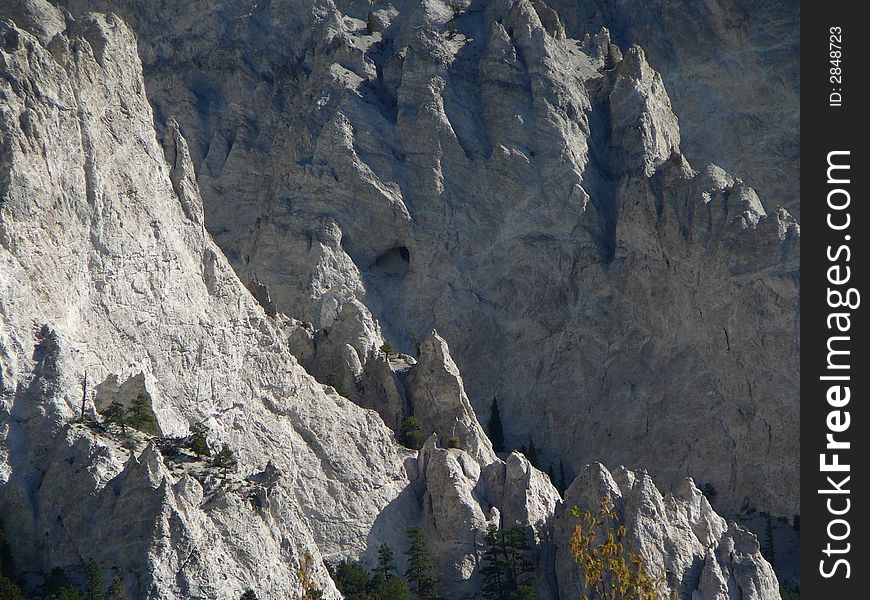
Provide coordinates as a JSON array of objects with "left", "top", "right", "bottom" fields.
[{"left": 1, "top": 0, "right": 796, "bottom": 598}]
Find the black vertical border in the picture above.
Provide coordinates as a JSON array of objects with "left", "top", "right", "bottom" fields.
[{"left": 801, "top": 2, "right": 866, "bottom": 597}]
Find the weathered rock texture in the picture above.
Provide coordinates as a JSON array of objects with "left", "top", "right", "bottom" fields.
[
  {"left": 52, "top": 0, "right": 798, "bottom": 524},
  {"left": 553, "top": 464, "right": 780, "bottom": 600},
  {"left": 1, "top": 0, "right": 795, "bottom": 597},
  {"left": 0, "top": 10, "right": 413, "bottom": 598},
  {"left": 549, "top": 0, "right": 800, "bottom": 217}
]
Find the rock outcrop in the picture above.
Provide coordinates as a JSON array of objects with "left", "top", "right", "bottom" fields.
[
  {"left": 0, "top": 12, "right": 411, "bottom": 597},
  {"left": 48, "top": 0, "right": 799, "bottom": 531},
  {"left": 406, "top": 331, "right": 496, "bottom": 465},
  {"left": 548, "top": 0, "right": 800, "bottom": 217},
  {"left": 1, "top": 0, "right": 795, "bottom": 597},
  {"left": 553, "top": 464, "right": 780, "bottom": 600}
]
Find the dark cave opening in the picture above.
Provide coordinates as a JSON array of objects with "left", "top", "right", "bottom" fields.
[{"left": 371, "top": 246, "right": 410, "bottom": 277}]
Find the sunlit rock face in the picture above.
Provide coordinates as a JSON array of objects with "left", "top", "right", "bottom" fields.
[{"left": 1, "top": 0, "right": 795, "bottom": 597}]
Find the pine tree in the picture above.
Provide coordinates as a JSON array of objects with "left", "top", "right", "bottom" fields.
[
  {"left": 108, "top": 577, "right": 125, "bottom": 600},
  {"left": 525, "top": 438, "right": 538, "bottom": 468},
  {"left": 487, "top": 399, "right": 505, "bottom": 453},
  {"left": 400, "top": 416, "right": 424, "bottom": 450},
  {"left": 480, "top": 524, "right": 506, "bottom": 600},
  {"left": 763, "top": 513, "right": 776, "bottom": 567},
  {"left": 240, "top": 591, "right": 259, "bottom": 600},
  {"left": 375, "top": 543, "right": 397, "bottom": 583},
  {"left": 0, "top": 574, "right": 26, "bottom": 600},
  {"left": 52, "top": 587, "right": 85, "bottom": 600},
  {"left": 212, "top": 444, "right": 237, "bottom": 472},
  {"left": 501, "top": 526, "right": 534, "bottom": 593},
  {"left": 128, "top": 394, "right": 158, "bottom": 434},
  {"left": 366, "top": 10, "right": 380, "bottom": 35},
  {"left": 380, "top": 340, "right": 394, "bottom": 357},
  {"left": 374, "top": 575, "right": 417, "bottom": 600},
  {"left": 481, "top": 524, "right": 536, "bottom": 600},
  {"left": 405, "top": 528, "right": 438, "bottom": 600},
  {"left": 102, "top": 402, "right": 128, "bottom": 432},
  {"left": 329, "top": 561, "right": 370, "bottom": 599},
  {"left": 188, "top": 421, "right": 211, "bottom": 458},
  {"left": 85, "top": 558, "right": 104, "bottom": 600}
]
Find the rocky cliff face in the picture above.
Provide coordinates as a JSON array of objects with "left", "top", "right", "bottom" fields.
[
  {"left": 0, "top": 9, "right": 411, "bottom": 597},
  {"left": 1, "top": 0, "right": 795, "bottom": 598},
  {"left": 548, "top": 0, "right": 800, "bottom": 218},
  {"left": 50, "top": 0, "right": 798, "bottom": 519}
]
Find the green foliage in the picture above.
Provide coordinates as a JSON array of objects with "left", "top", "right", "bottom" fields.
[
  {"left": 446, "top": 23, "right": 459, "bottom": 38},
  {"left": 330, "top": 561, "right": 371, "bottom": 599},
  {"left": 45, "top": 567, "right": 72, "bottom": 596},
  {"left": 85, "top": 558, "right": 104, "bottom": 600},
  {"left": 212, "top": 444, "right": 238, "bottom": 472},
  {"left": 0, "top": 574, "right": 26, "bottom": 600},
  {"left": 699, "top": 482, "right": 716, "bottom": 503},
  {"left": 102, "top": 402, "right": 127, "bottom": 432},
  {"left": 380, "top": 341, "right": 394, "bottom": 357},
  {"left": 366, "top": 10, "right": 380, "bottom": 35},
  {"left": 375, "top": 576, "right": 418, "bottom": 600},
  {"left": 525, "top": 438, "right": 538, "bottom": 468},
  {"left": 329, "top": 550, "right": 417, "bottom": 600},
  {"left": 325, "top": 372, "right": 345, "bottom": 396},
  {"left": 487, "top": 399, "right": 505, "bottom": 453},
  {"left": 570, "top": 497, "right": 667, "bottom": 600},
  {"left": 405, "top": 528, "right": 438, "bottom": 600},
  {"left": 400, "top": 417, "right": 424, "bottom": 450},
  {"left": 762, "top": 514, "right": 776, "bottom": 567},
  {"left": 51, "top": 587, "right": 85, "bottom": 600},
  {"left": 447, "top": 436, "right": 462, "bottom": 449},
  {"left": 481, "top": 525, "right": 506, "bottom": 599},
  {"left": 375, "top": 544, "right": 397, "bottom": 584},
  {"left": 128, "top": 394, "right": 158, "bottom": 435},
  {"left": 240, "top": 590, "right": 259, "bottom": 600},
  {"left": 187, "top": 421, "right": 211, "bottom": 458},
  {"left": 780, "top": 587, "right": 799, "bottom": 600},
  {"left": 107, "top": 577, "right": 124, "bottom": 600},
  {"left": 481, "top": 524, "right": 535, "bottom": 600}
]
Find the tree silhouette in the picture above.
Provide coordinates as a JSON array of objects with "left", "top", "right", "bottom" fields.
[
  {"left": 481, "top": 524, "right": 536, "bottom": 600},
  {"left": 488, "top": 399, "right": 505, "bottom": 453},
  {"left": 526, "top": 438, "right": 539, "bottom": 468},
  {"left": 129, "top": 394, "right": 158, "bottom": 434},
  {"left": 108, "top": 577, "right": 125, "bottom": 600},
  {"left": 405, "top": 528, "right": 438, "bottom": 599},
  {"left": 85, "top": 558, "right": 104, "bottom": 600},
  {"left": 375, "top": 543, "right": 397, "bottom": 583},
  {"left": 188, "top": 421, "right": 211, "bottom": 458}
]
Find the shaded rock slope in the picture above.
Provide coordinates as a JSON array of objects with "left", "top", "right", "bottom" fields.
[
  {"left": 1, "top": 1, "right": 794, "bottom": 598},
  {"left": 51, "top": 0, "right": 798, "bottom": 520}
]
